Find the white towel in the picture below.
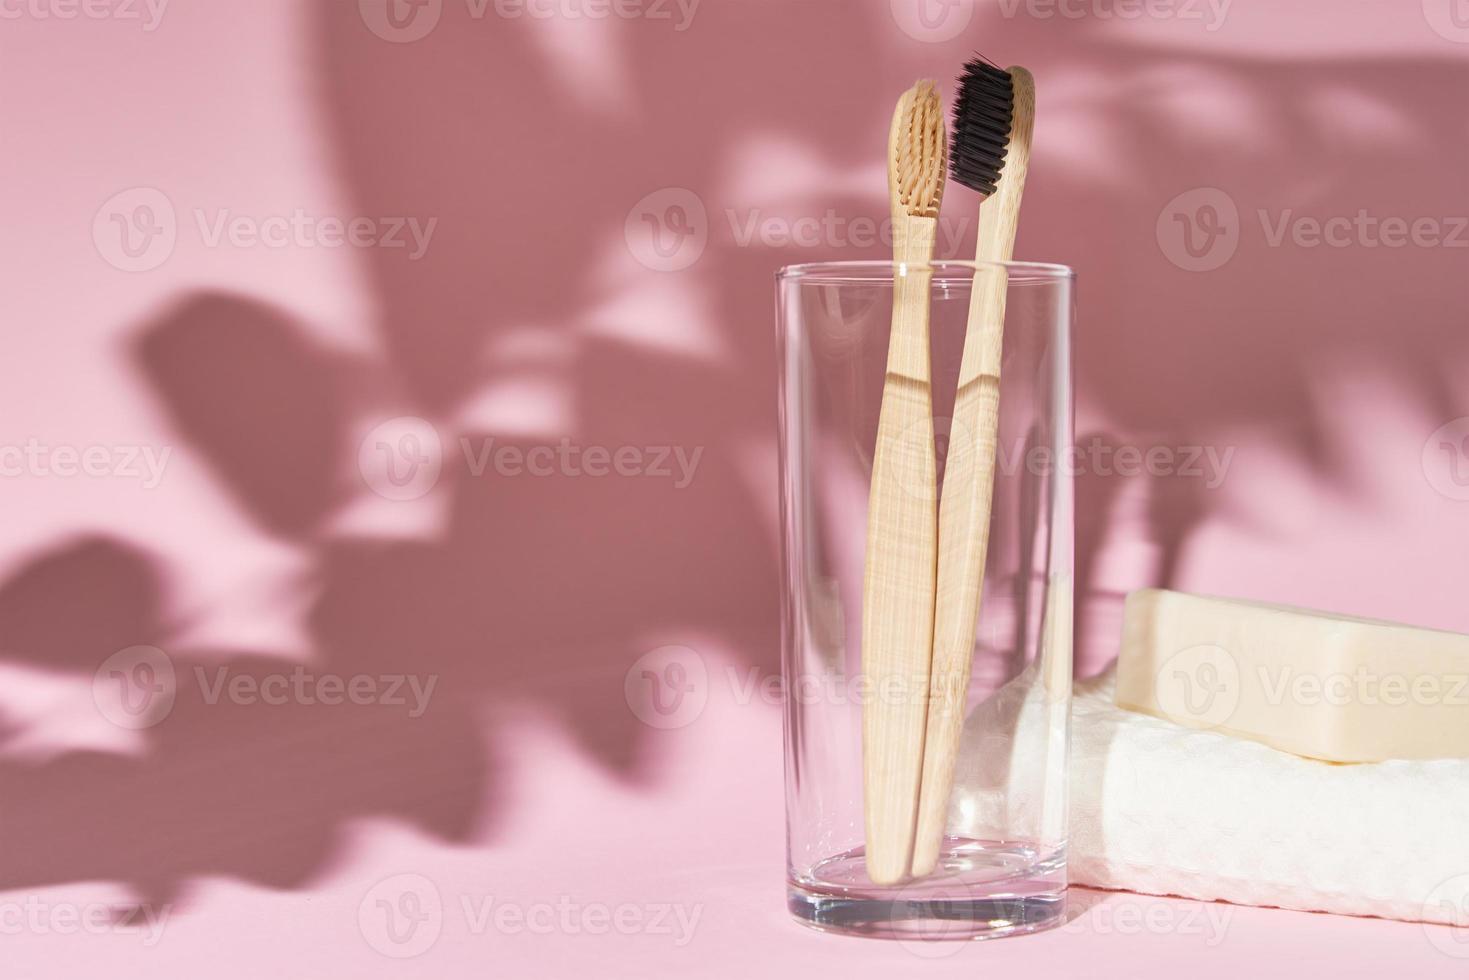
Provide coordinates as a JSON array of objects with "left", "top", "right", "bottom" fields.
[{"left": 1067, "top": 665, "right": 1469, "bottom": 925}]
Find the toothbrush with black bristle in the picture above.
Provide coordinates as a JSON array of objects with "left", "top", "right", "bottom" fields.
[{"left": 911, "top": 57, "right": 1037, "bottom": 879}]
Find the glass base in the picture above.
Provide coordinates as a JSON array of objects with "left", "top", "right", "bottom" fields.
[{"left": 787, "top": 839, "right": 1066, "bottom": 941}]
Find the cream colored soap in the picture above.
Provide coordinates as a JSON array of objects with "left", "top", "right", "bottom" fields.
[{"left": 1114, "top": 588, "right": 1469, "bottom": 763}]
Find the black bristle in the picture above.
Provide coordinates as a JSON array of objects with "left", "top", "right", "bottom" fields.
[{"left": 950, "top": 56, "right": 1014, "bottom": 196}]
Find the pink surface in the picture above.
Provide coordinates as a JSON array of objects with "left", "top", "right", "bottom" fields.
[{"left": 1, "top": 0, "right": 1467, "bottom": 974}]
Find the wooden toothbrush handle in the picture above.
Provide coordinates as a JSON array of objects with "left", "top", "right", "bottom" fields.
[
  {"left": 862, "top": 214, "right": 939, "bottom": 886},
  {"left": 911, "top": 68, "right": 1035, "bottom": 878}
]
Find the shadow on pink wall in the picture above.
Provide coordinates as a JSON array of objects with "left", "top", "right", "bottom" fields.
[{"left": 0, "top": 1, "right": 1464, "bottom": 905}]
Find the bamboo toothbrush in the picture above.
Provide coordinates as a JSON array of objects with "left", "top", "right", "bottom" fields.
[
  {"left": 911, "top": 60, "right": 1035, "bottom": 878},
  {"left": 862, "top": 79, "right": 947, "bottom": 886}
]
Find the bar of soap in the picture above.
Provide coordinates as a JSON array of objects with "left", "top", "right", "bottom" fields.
[{"left": 1114, "top": 588, "right": 1469, "bottom": 763}]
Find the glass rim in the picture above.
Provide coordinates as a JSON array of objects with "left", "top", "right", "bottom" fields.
[{"left": 776, "top": 259, "right": 1075, "bottom": 286}]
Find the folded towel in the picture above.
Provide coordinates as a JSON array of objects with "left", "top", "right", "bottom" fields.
[{"left": 1068, "top": 665, "right": 1469, "bottom": 925}]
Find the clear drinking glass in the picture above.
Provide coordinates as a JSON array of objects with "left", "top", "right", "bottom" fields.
[{"left": 776, "top": 260, "right": 1075, "bottom": 941}]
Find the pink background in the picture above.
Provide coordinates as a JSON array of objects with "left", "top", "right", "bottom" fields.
[{"left": 1, "top": 0, "right": 1467, "bottom": 974}]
